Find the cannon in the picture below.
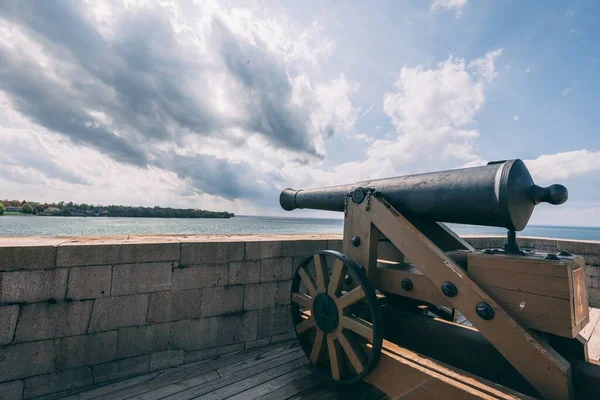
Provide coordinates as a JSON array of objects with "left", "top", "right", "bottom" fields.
[
  {"left": 280, "top": 159, "right": 568, "bottom": 231},
  {"left": 281, "top": 160, "right": 599, "bottom": 399}
]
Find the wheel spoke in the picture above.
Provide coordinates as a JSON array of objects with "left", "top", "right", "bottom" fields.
[
  {"left": 296, "top": 317, "right": 316, "bottom": 334},
  {"left": 298, "top": 266, "right": 318, "bottom": 296},
  {"left": 337, "top": 286, "right": 365, "bottom": 310},
  {"left": 341, "top": 316, "right": 373, "bottom": 341},
  {"left": 310, "top": 329, "right": 325, "bottom": 364},
  {"left": 313, "top": 254, "right": 329, "bottom": 293},
  {"left": 328, "top": 259, "right": 346, "bottom": 296},
  {"left": 291, "top": 292, "right": 313, "bottom": 309},
  {"left": 327, "top": 333, "right": 344, "bottom": 380},
  {"left": 336, "top": 330, "right": 365, "bottom": 374}
]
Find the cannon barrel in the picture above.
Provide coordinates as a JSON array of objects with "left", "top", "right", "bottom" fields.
[{"left": 280, "top": 159, "right": 567, "bottom": 231}]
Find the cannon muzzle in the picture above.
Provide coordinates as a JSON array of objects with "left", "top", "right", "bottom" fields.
[{"left": 279, "top": 159, "right": 567, "bottom": 231}]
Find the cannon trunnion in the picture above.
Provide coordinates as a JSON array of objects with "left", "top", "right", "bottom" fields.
[{"left": 282, "top": 160, "right": 597, "bottom": 400}]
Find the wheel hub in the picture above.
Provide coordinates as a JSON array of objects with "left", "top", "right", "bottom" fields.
[{"left": 312, "top": 293, "right": 339, "bottom": 333}]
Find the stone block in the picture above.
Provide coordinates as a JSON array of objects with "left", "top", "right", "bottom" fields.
[
  {"left": 184, "top": 343, "right": 244, "bottom": 364},
  {"left": 149, "top": 349, "right": 184, "bottom": 372},
  {"left": 276, "top": 281, "right": 292, "bottom": 305},
  {"left": 24, "top": 367, "right": 93, "bottom": 398},
  {"left": 117, "top": 323, "right": 171, "bottom": 358},
  {"left": 93, "top": 355, "right": 150, "bottom": 384},
  {"left": 171, "top": 317, "right": 218, "bottom": 351},
  {"left": 327, "top": 240, "right": 343, "bottom": 252},
  {"left": 0, "top": 239, "right": 58, "bottom": 271},
  {"left": 281, "top": 240, "right": 328, "bottom": 257},
  {"left": 67, "top": 265, "right": 111, "bottom": 300},
  {"left": 243, "top": 283, "right": 277, "bottom": 311},
  {"left": 1, "top": 269, "right": 67, "bottom": 304},
  {"left": 270, "top": 331, "right": 295, "bottom": 344},
  {"left": 172, "top": 265, "right": 228, "bottom": 291},
  {"left": 557, "top": 239, "right": 600, "bottom": 256},
  {"left": 245, "top": 241, "right": 281, "bottom": 260},
  {"left": 202, "top": 286, "right": 244, "bottom": 317},
  {"left": 180, "top": 242, "right": 244, "bottom": 265},
  {"left": 0, "top": 380, "right": 23, "bottom": 400},
  {"left": 0, "top": 305, "right": 19, "bottom": 345},
  {"left": 257, "top": 306, "right": 293, "bottom": 340},
  {"left": 217, "top": 311, "right": 258, "bottom": 346},
  {"left": 0, "top": 340, "right": 54, "bottom": 382},
  {"left": 228, "top": 261, "right": 260, "bottom": 285},
  {"left": 15, "top": 301, "right": 92, "bottom": 342},
  {"left": 55, "top": 331, "right": 117, "bottom": 370},
  {"left": 57, "top": 240, "right": 180, "bottom": 267},
  {"left": 89, "top": 294, "right": 149, "bottom": 332},
  {"left": 260, "top": 258, "right": 293, "bottom": 282},
  {"left": 147, "top": 289, "right": 203, "bottom": 323},
  {"left": 245, "top": 337, "right": 271, "bottom": 349},
  {"left": 112, "top": 262, "right": 172, "bottom": 296}
]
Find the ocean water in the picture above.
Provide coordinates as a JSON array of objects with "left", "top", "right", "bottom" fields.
[{"left": 0, "top": 215, "right": 599, "bottom": 240}]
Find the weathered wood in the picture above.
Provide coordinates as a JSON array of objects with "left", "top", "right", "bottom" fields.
[
  {"left": 468, "top": 251, "right": 589, "bottom": 338},
  {"left": 363, "top": 197, "right": 574, "bottom": 400},
  {"left": 328, "top": 259, "right": 346, "bottom": 296},
  {"left": 255, "top": 373, "right": 323, "bottom": 400},
  {"left": 314, "top": 254, "right": 330, "bottom": 293},
  {"left": 343, "top": 200, "right": 379, "bottom": 280},
  {"left": 228, "top": 366, "right": 313, "bottom": 400},
  {"left": 365, "top": 340, "right": 535, "bottom": 399},
  {"left": 373, "top": 262, "right": 453, "bottom": 307}
]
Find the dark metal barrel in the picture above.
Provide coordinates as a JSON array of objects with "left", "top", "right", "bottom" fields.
[{"left": 279, "top": 159, "right": 567, "bottom": 231}]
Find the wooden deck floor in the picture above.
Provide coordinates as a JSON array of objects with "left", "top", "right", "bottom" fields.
[{"left": 50, "top": 341, "right": 386, "bottom": 400}]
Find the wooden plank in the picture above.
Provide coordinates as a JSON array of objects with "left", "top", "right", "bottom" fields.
[
  {"left": 194, "top": 357, "right": 310, "bottom": 400},
  {"left": 483, "top": 286, "right": 574, "bottom": 338},
  {"left": 365, "top": 340, "right": 535, "bottom": 399},
  {"left": 58, "top": 342, "right": 295, "bottom": 400},
  {"left": 365, "top": 197, "right": 573, "bottom": 400},
  {"left": 343, "top": 199, "right": 379, "bottom": 280},
  {"left": 134, "top": 350, "right": 305, "bottom": 400},
  {"left": 468, "top": 266, "right": 573, "bottom": 300},
  {"left": 579, "top": 308, "right": 600, "bottom": 342},
  {"left": 314, "top": 254, "right": 330, "bottom": 293},
  {"left": 373, "top": 264, "right": 453, "bottom": 307},
  {"left": 573, "top": 267, "right": 588, "bottom": 325},
  {"left": 227, "top": 366, "right": 313, "bottom": 400},
  {"left": 467, "top": 252, "right": 577, "bottom": 278},
  {"left": 255, "top": 373, "right": 323, "bottom": 400},
  {"left": 217, "top": 341, "right": 299, "bottom": 377}
]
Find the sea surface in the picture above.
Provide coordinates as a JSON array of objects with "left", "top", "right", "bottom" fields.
[{"left": 0, "top": 215, "right": 599, "bottom": 240}]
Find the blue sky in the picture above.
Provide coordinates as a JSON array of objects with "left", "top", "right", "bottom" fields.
[{"left": 0, "top": 0, "right": 598, "bottom": 226}]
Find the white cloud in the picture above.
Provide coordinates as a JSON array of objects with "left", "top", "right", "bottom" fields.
[
  {"left": 513, "top": 115, "right": 520, "bottom": 121},
  {"left": 562, "top": 88, "right": 572, "bottom": 96},
  {"left": 524, "top": 68, "right": 531, "bottom": 73},
  {"left": 431, "top": 0, "right": 468, "bottom": 15},
  {"left": 524, "top": 150, "right": 600, "bottom": 182},
  {"left": 0, "top": 0, "right": 361, "bottom": 210}
]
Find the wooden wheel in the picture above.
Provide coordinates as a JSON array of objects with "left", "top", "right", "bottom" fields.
[{"left": 290, "top": 250, "right": 382, "bottom": 384}]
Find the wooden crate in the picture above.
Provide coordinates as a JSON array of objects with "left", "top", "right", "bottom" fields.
[{"left": 468, "top": 251, "right": 589, "bottom": 338}]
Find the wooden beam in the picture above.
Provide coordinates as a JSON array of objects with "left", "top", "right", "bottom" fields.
[
  {"left": 362, "top": 196, "right": 573, "bottom": 400},
  {"left": 365, "top": 340, "right": 535, "bottom": 399}
]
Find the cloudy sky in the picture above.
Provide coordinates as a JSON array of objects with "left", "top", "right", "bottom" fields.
[{"left": 0, "top": 0, "right": 599, "bottom": 226}]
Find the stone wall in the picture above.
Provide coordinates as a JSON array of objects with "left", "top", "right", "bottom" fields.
[
  {"left": 0, "top": 234, "right": 340, "bottom": 400},
  {"left": 0, "top": 233, "right": 599, "bottom": 399}
]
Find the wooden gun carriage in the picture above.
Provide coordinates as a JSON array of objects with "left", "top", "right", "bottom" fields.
[{"left": 280, "top": 159, "right": 599, "bottom": 399}]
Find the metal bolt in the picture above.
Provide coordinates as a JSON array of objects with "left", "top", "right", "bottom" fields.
[
  {"left": 344, "top": 275, "right": 353, "bottom": 285},
  {"left": 476, "top": 302, "right": 495, "bottom": 320},
  {"left": 441, "top": 282, "right": 457, "bottom": 297},
  {"left": 351, "top": 236, "right": 361, "bottom": 247},
  {"left": 401, "top": 278, "right": 413, "bottom": 292}
]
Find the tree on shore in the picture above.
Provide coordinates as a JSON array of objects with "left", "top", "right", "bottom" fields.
[
  {"left": 21, "top": 202, "right": 33, "bottom": 214},
  {"left": 0, "top": 203, "right": 4, "bottom": 215}
]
